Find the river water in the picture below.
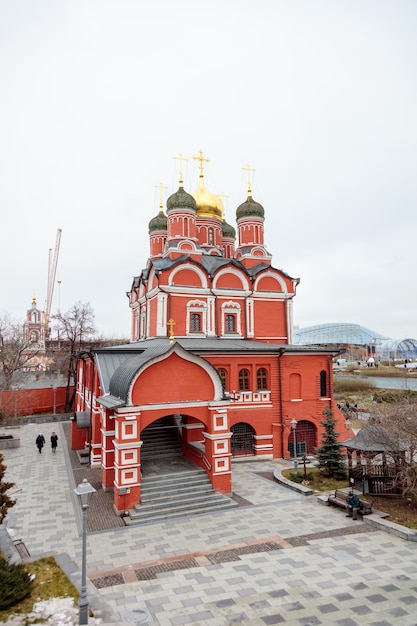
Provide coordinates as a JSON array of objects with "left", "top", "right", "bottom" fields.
[{"left": 337, "top": 375, "right": 417, "bottom": 391}]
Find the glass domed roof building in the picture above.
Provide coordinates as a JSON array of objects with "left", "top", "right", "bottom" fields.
[{"left": 293, "top": 323, "right": 417, "bottom": 361}]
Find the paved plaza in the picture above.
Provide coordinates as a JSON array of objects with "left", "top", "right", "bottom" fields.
[{"left": 2, "top": 421, "right": 417, "bottom": 625}]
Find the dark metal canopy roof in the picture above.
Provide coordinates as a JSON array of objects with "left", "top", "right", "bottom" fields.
[{"left": 341, "top": 423, "right": 408, "bottom": 452}]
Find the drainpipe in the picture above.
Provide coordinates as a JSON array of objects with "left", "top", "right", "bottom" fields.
[{"left": 278, "top": 348, "right": 285, "bottom": 458}]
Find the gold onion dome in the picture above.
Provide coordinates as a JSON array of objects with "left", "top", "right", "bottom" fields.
[
  {"left": 148, "top": 209, "right": 168, "bottom": 233},
  {"left": 192, "top": 177, "right": 224, "bottom": 220},
  {"left": 236, "top": 195, "right": 265, "bottom": 219},
  {"left": 166, "top": 186, "right": 197, "bottom": 213},
  {"left": 222, "top": 219, "right": 236, "bottom": 238}
]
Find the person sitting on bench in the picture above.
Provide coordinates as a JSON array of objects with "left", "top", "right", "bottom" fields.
[{"left": 346, "top": 491, "right": 361, "bottom": 520}]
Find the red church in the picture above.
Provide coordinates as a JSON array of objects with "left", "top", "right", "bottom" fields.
[{"left": 73, "top": 152, "right": 347, "bottom": 514}]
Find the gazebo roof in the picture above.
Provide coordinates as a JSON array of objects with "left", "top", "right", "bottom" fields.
[{"left": 341, "top": 423, "right": 409, "bottom": 452}]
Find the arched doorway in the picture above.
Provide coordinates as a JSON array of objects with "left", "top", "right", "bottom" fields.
[
  {"left": 231, "top": 422, "right": 255, "bottom": 456},
  {"left": 289, "top": 420, "right": 317, "bottom": 456},
  {"left": 140, "top": 416, "right": 183, "bottom": 465}
]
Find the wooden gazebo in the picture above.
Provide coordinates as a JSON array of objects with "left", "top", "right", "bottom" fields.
[{"left": 341, "top": 423, "right": 408, "bottom": 496}]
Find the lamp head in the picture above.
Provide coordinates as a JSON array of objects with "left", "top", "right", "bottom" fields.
[{"left": 74, "top": 478, "right": 96, "bottom": 509}]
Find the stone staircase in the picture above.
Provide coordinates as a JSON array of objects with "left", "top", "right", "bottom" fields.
[{"left": 124, "top": 417, "right": 239, "bottom": 525}]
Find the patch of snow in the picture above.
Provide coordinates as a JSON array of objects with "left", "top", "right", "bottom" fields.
[{"left": 3, "top": 597, "right": 103, "bottom": 625}]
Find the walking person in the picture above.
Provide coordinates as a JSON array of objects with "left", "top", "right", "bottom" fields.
[
  {"left": 36, "top": 433, "right": 45, "bottom": 453},
  {"left": 50, "top": 431, "right": 58, "bottom": 453}
]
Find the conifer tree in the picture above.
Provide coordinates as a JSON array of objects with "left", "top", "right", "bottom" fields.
[
  {"left": 316, "top": 408, "right": 347, "bottom": 480},
  {"left": 0, "top": 452, "right": 15, "bottom": 523}
]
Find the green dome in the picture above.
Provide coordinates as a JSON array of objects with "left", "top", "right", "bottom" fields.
[
  {"left": 222, "top": 219, "right": 236, "bottom": 238},
  {"left": 167, "top": 186, "right": 197, "bottom": 213},
  {"left": 148, "top": 210, "right": 168, "bottom": 233},
  {"left": 236, "top": 195, "right": 265, "bottom": 219}
]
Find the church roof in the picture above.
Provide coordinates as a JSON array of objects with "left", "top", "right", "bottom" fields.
[
  {"left": 94, "top": 337, "right": 340, "bottom": 407},
  {"left": 166, "top": 186, "right": 197, "bottom": 212},
  {"left": 148, "top": 210, "right": 168, "bottom": 232},
  {"left": 236, "top": 195, "right": 265, "bottom": 219}
]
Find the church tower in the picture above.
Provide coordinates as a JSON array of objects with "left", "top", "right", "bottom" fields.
[{"left": 234, "top": 164, "right": 272, "bottom": 269}]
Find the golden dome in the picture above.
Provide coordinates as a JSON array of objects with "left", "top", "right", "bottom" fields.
[{"left": 192, "top": 176, "right": 224, "bottom": 220}]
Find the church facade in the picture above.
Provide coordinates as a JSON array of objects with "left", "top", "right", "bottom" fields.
[{"left": 73, "top": 153, "right": 347, "bottom": 513}]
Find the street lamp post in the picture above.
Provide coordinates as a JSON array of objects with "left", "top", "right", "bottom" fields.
[
  {"left": 74, "top": 479, "right": 96, "bottom": 625},
  {"left": 291, "top": 418, "right": 298, "bottom": 473}
]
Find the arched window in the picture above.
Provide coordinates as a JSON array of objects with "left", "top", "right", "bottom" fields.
[
  {"left": 191, "top": 313, "right": 201, "bottom": 332},
  {"left": 238, "top": 368, "right": 250, "bottom": 391},
  {"left": 257, "top": 367, "right": 268, "bottom": 390},
  {"left": 208, "top": 227, "right": 214, "bottom": 245},
  {"left": 218, "top": 368, "right": 228, "bottom": 391},
  {"left": 320, "top": 370, "right": 327, "bottom": 397},
  {"left": 225, "top": 314, "right": 236, "bottom": 333}
]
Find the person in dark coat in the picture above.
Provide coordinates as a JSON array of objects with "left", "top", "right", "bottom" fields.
[
  {"left": 36, "top": 433, "right": 45, "bottom": 453},
  {"left": 50, "top": 432, "right": 58, "bottom": 453}
]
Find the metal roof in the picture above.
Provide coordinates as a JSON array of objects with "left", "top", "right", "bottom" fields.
[
  {"left": 341, "top": 424, "right": 408, "bottom": 452},
  {"left": 93, "top": 337, "right": 339, "bottom": 407}
]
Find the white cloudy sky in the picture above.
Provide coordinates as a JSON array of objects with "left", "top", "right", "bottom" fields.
[{"left": 1, "top": 0, "right": 416, "bottom": 341}]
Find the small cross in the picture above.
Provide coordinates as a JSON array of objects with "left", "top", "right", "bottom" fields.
[
  {"left": 168, "top": 318, "right": 176, "bottom": 343},
  {"left": 154, "top": 181, "right": 168, "bottom": 210},
  {"left": 173, "top": 152, "right": 189, "bottom": 185},
  {"left": 192, "top": 149, "right": 210, "bottom": 177},
  {"left": 242, "top": 163, "right": 256, "bottom": 195}
]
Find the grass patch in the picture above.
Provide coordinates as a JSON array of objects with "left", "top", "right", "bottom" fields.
[
  {"left": 334, "top": 377, "right": 376, "bottom": 393},
  {"left": 282, "top": 468, "right": 417, "bottom": 530},
  {"left": 0, "top": 556, "right": 78, "bottom": 622},
  {"left": 282, "top": 467, "right": 348, "bottom": 492}
]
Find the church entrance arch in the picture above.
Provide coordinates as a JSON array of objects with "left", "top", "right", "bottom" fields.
[
  {"left": 231, "top": 422, "right": 255, "bottom": 456},
  {"left": 140, "top": 415, "right": 183, "bottom": 467}
]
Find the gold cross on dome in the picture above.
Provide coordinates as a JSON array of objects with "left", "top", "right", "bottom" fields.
[
  {"left": 192, "top": 149, "right": 210, "bottom": 177},
  {"left": 168, "top": 318, "right": 176, "bottom": 343},
  {"left": 173, "top": 152, "right": 188, "bottom": 185},
  {"left": 242, "top": 163, "right": 256, "bottom": 195},
  {"left": 154, "top": 181, "right": 167, "bottom": 209}
]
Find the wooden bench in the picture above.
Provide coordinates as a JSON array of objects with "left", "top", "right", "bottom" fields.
[{"left": 328, "top": 489, "right": 372, "bottom": 515}]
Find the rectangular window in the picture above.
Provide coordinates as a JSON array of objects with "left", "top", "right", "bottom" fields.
[
  {"left": 225, "top": 314, "right": 236, "bottom": 333},
  {"left": 191, "top": 313, "right": 201, "bottom": 332}
]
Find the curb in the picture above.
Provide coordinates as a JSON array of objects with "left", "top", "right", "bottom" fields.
[{"left": 273, "top": 467, "right": 313, "bottom": 496}]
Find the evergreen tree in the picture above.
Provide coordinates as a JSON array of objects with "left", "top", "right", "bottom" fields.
[
  {"left": 0, "top": 452, "right": 16, "bottom": 523},
  {"left": 316, "top": 408, "right": 347, "bottom": 480}
]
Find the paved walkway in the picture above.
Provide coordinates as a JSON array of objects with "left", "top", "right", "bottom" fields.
[{"left": 2, "top": 421, "right": 417, "bottom": 625}]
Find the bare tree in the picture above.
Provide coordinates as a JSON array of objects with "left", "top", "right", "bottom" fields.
[
  {"left": 0, "top": 314, "right": 38, "bottom": 390},
  {"left": 52, "top": 302, "right": 96, "bottom": 410},
  {"left": 368, "top": 394, "right": 417, "bottom": 501}
]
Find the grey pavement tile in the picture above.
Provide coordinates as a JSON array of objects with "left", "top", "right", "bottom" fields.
[
  {"left": 400, "top": 594, "right": 417, "bottom": 605},
  {"left": 386, "top": 606, "right": 410, "bottom": 617},
  {"left": 282, "top": 601, "right": 306, "bottom": 612},
  {"left": 215, "top": 598, "right": 236, "bottom": 607},
  {"left": 366, "top": 593, "right": 389, "bottom": 604},
  {"left": 261, "top": 614, "right": 285, "bottom": 624},
  {"left": 181, "top": 597, "right": 202, "bottom": 607},
  {"left": 236, "top": 587, "right": 257, "bottom": 597},
  {"left": 351, "top": 604, "right": 373, "bottom": 615},
  {"left": 268, "top": 589, "right": 289, "bottom": 598},
  {"left": 317, "top": 603, "right": 340, "bottom": 614}
]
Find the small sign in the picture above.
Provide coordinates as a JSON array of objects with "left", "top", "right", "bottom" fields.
[{"left": 119, "top": 487, "right": 130, "bottom": 495}]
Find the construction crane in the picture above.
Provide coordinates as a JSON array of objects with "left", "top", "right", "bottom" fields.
[{"left": 44, "top": 229, "right": 62, "bottom": 338}]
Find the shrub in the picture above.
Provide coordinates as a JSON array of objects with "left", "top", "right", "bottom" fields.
[
  {"left": 0, "top": 558, "right": 33, "bottom": 610},
  {"left": 289, "top": 471, "right": 314, "bottom": 483}
]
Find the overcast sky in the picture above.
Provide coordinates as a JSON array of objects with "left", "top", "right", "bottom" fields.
[{"left": 1, "top": 0, "right": 416, "bottom": 341}]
